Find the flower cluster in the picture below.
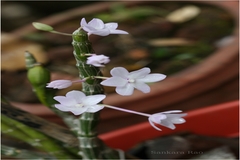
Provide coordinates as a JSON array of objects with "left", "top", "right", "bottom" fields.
[{"left": 47, "top": 17, "right": 187, "bottom": 131}]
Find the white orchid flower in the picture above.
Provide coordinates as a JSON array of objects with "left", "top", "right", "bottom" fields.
[
  {"left": 87, "top": 54, "right": 110, "bottom": 67},
  {"left": 148, "top": 110, "right": 187, "bottom": 131},
  {"left": 80, "top": 18, "right": 128, "bottom": 36},
  {"left": 100, "top": 67, "right": 166, "bottom": 96},
  {"left": 103, "top": 105, "right": 187, "bottom": 131},
  {"left": 53, "top": 90, "right": 106, "bottom": 115}
]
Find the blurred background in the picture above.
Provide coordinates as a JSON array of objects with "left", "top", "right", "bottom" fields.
[
  {"left": 1, "top": 1, "right": 239, "bottom": 133},
  {"left": 2, "top": 1, "right": 97, "bottom": 32}
]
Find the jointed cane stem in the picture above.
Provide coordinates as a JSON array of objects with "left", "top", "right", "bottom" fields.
[{"left": 72, "top": 29, "right": 120, "bottom": 159}]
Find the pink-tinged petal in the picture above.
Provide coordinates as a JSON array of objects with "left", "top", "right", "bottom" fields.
[
  {"left": 66, "top": 90, "right": 86, "bottom": 104},
  {"left": 82, "top": 95, "right": 106, "bottom": 106},
  {"left": 171, "top": 117, "right": 186, "bottom": 124},
  {"left": 110, "top": 67, "right": 129, "bottom": 78},
  {"left": 88, "top": 18, "right": 105, "bottom": 29},
  {"left": 133, "top": 82, "right": 150, "bottom": 93},
  {"left": 161, "top": 110, "right": 183, "bottom": 114},
  {"left": 138, "top": 74, "right": 166, "bottom": 83},
  {"left": 149, "top": 113, "right": 167, "bottom": 122},
  {"left": 70, "top": 107, "right": 88, "bottom": 115},
  {"left": 90, "top": 29, "right": 110, "bottom": 36},
  {"left": 148, "top": 118, "right": 162, "bottom": 131},
  {"left": 98, "top": 55, "right": 110, "bottom": 64},
  {"left": 109, "top": 29, "right": 129, "bottom": 34},
  {"left": 129, "top": 67, "right": 150, "bottom": 79},
  {"left": 86, "top": 105, "right": 104, "bottom": 113},
  {"left": 53, "top": 96, "right": 76, "bottom": 106},
  {"left": 166, "top": 113, "right": 187, "bottom": 118},
  {"left": 82, "top": 27, "right": 94, "bottom": 34},
  {"left": 87, "top": 62, "right": 104, "bottom": 67},
  {"left": 101, "top": 77, "right": 127, "bottom": 87},
  {"left": 87, "top": 54, "right": 110, "bottom": 67},
  {"left": 116, "top": 84, "right": 134, "bottom": 96},
  {"left": 160, "top": 120, "right": 176, "bottom": 129},
  {"left": 80, "top": 18, "right": 87, "bottom": 26},
  {"left": 163, "top": 113, "right": 187, "bottom": 124},
  {"left": 94, "top": 64, "right": 104, "bottom": 67},
  {"left": 87, "top": 59, "right": 101, "bottom": 67},
  {"left": 82, "top": 25, "right": 98, "bottom": 32},
  {"left": 105, "top": 23, "right": 118, "bottom": 30},
  {"left": 54, "top": 104, "right": 71, "bottom": 112},
  {"left": 46, "top": 80, "right": 72, "bottom": 89}
]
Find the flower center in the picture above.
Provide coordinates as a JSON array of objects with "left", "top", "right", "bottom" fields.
[
  {"left": 127, "top": 78, "right": 135, "bottom": 83},
  {"left": 75, "top": 103, "right": 84, "bottom": 108}
]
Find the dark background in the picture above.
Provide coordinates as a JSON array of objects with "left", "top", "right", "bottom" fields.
[{"left": 2, "top": 1, "right": 97, "bottom": 32}]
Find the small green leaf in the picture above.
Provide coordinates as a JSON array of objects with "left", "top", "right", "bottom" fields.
[{"left": 32, "top": 22, "right": 54, "bottom": 31}]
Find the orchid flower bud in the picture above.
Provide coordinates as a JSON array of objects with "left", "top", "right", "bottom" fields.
[
  {"left": 27, "top": 65, "right": 50, "bottom": 87},
  {"left": 32, "top": 22, "right": 54, "bottom": 31}
]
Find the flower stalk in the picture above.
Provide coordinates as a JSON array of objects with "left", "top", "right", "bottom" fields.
[
  {"left": 72, "top": 28, "right": 120, "bottom": 159},
  {"left": 103, "top": 104, "right": 151, "bottom": 117}
]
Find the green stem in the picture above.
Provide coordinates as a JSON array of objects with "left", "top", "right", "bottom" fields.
[
  {"left": 50, "top": 30, "right": 73, "bottom": 36},
  {"left": 72, "top": 29, "right": 121, "bottom": 159}
]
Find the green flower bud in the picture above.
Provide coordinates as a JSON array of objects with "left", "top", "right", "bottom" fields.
[
  {"left": 32, "top": 22, "right": 54, "bottom": 31},
  {"left": 27, "top": 65, "right": 50, "bottom": 87}
]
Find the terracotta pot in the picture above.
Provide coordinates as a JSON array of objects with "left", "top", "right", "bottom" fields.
[
  {"left": 8, "top": 1, "right": 239, "bottom": 133},
  {"left": 100, "top": 100, "right": 239, "bottom": 151}
]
